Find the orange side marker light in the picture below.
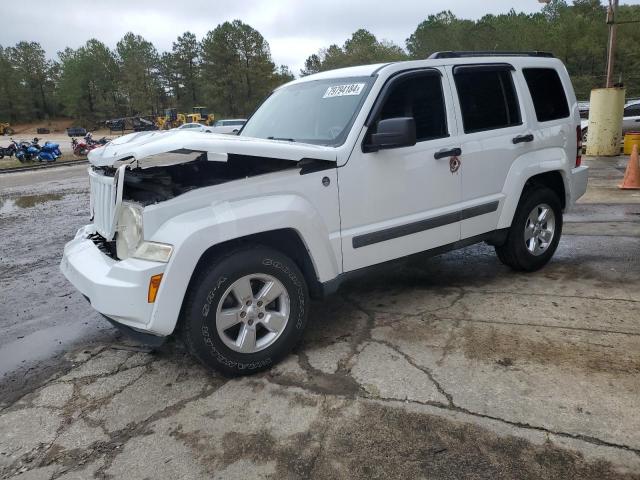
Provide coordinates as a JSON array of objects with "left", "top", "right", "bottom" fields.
[{"left": 148, "top": 274, "right": 163, "bottom": 303}]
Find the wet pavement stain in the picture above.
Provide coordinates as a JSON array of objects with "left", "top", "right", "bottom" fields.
[
  {"left": 0, "top": 193, "right": 64, "bottom": 214},
  {"left": 458, "top": 323, "right": 640, "bottom": 375},
  {"left": 312, "top": 402, "right": 640, "bottom": 480}
]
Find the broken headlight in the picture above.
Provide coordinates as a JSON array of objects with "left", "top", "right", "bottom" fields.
[
  {"left": 116, "top": 202, "right": 143, "bottom": 260},
  {"left": 116, "top": 202, "right": 173, "bottom": 262},
  {"left": 133, "top": 242, "right": 173, "bottom": 263}
]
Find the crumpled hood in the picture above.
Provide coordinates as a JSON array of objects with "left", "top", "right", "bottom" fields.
[{"left": 88, "top": 130, "right": 337, "bottom": 167}]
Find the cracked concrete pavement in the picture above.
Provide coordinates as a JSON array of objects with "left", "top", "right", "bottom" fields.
[{"left": 0, "top": 156, "right": 639, "bottom": 479}]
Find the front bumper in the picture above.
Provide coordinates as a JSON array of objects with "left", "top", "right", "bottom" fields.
[{"left": 60, "top": 226, "right": 167, "bottom": 335}]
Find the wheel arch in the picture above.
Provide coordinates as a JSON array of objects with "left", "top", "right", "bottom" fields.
[
  {"left": 523, "top": 171, "right": 566, "bottom": 210},
  {"left": 497, "top": 153, "right": 570, "bottom": 230},
  {"left": 186, "top": 228, "right": 323, "bottom": 301}
]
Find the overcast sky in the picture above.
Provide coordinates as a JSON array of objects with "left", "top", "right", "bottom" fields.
[{"left": 2, "top": 0, "right": 640, "bottom": 74}]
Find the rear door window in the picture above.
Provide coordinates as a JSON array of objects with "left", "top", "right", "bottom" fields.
[
  {"left": 454, "top": 67, "right": 521, "bottom": 133},
  {"left": 522, "top": 68, "right": 570, "bottom": 122}
]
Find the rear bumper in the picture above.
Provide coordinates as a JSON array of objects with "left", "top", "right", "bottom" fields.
[
  {"left": 60, "top": 225, "right": 167, "bottom": 336},
  {"left": 568, "top": 165, "right": 589, "bottom": 205}
]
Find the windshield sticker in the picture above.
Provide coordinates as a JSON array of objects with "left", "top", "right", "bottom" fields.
[{"left": 323, "top": 83, "right": 365, "bottom": 99}]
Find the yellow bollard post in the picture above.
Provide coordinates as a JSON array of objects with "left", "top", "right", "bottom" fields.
[{"left": 585, "top": 87, "right": 625, "bottom": 156}]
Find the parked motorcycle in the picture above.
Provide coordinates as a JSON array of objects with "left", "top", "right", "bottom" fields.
[
  {"left": 32, "top": 138, "right": 61, "bottom": 161},
  {"left": 36, "top": 137, "right": 62, "bottom": 157},
  {"left": 71, "top": 137, "right": 98, "bottom": 157},
  {"left": 84, "top": 132, "right": 109, "bottom": 147},
  {"left": 37, "top": 143, "right": 59, "bottom": 162},
  {"left": 0, "top": 141, "right": 17, "bottom": 159},
  {"left": 13, "top": 140, "right": 34, "bottom": 162},
  {"left": 11, "top": 138, "right": 58, "bottom": 163},
  {"left": 16, "top": 142, "right": 40, "bottom": 162}
]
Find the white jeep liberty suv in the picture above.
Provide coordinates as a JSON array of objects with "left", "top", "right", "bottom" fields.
[{"left": 61, "top": 51, "right": 588, "bottom": 375}]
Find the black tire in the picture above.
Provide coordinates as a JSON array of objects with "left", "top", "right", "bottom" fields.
[
  {"left": 495, "top": 186, "right": 563, "bottom": 272},
  {"left": 180, "top": 245, "right": 309, "bottom": 376}
]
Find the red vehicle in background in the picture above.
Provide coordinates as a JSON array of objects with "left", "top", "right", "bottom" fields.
[{"left": 71, "top": 134, "right": 109, "bottom": 156}]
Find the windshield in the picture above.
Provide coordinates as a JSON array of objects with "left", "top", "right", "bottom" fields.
[{"left": 241, "top": 76, "right": 373, "bottom": 146}]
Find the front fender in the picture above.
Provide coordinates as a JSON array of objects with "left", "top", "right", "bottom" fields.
[
  {"left": 497, "top": 147, "right": 570, "bottom": 229},
  {"left": 146, "top": 194, "right": 340, "bottom": 335}
]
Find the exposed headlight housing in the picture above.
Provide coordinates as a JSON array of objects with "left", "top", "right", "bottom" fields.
[
  {"left": 116, "top": 202, "right": 143, "bottom": 260},
  {"left": 133, "top": 241, "right": 173, "bottom": 263},
  {"left": 115, "top": 202, "right": 173, "bottom": 263}
]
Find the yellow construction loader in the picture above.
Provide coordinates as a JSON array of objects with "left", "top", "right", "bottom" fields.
[
  {"left": 0, "top": 123, "right": 15, "bottom": 135},
  {"left": 187, "top": 107, "right": 215, "bottom": 126},
  {"left": 156, "top": 109, "right": 186, "bottom": 130}
]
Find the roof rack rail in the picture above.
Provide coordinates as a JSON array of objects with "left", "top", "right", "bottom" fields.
[{"left": 429, "top": 51, "right": 554, "bottom": 59}]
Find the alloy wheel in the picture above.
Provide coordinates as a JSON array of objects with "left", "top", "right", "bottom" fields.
[{"left": 215, "top": 273, "right": 291, "bottom": 353}]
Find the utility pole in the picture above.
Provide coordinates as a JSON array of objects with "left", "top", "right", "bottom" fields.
[{"left": 606, "top": 0, "right": 619, "bottom": 88}]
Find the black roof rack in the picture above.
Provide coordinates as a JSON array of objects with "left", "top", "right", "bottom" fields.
[{"left": 429, "top": 51, "right": 554, "bottom": 59}]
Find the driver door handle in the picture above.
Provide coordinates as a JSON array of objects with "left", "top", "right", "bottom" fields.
[
  {"left": 512, "top": 134, "right": 534, "bottom": 144},
  {"left": 434, "top": 147, "right": 462, "bottom": 160}
]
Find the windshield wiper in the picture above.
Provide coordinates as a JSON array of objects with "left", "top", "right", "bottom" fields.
[{"left": 267, "top": 136, "right": 296, "bottom": 142}]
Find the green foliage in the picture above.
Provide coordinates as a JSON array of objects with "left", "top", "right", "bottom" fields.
[
  {"left": 201, "top": 20, "right": 287, "bottom": 116},
  {"left": 0, "top": 46, "right": 29, "bottom": 122},
  {"left": 169, "top": 32, "right": 201, "bottom": 111},
  {"left": 301, "top": 29, "right": 407, "bottom": 75},
  {"left": 402, "top": 2, "right": 635, "bottom": 99},
  {"left": 116, "top": 33, "right": 162, "bottom": 116},
  {"left": 5, "top": 3, "right": 640, "bottom": 124},
  {"left": 56, "top": 40, "right": 120, "bottom": 123},
  {"left": 2, "top": 42, "right": 56, "bottom": 121}
]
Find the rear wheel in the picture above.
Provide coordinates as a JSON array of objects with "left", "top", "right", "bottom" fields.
[
  {"left": 495, "top": 187, "right": 563, "bottom": 272},
  {"left": 180, "top": 245, "right": 309, "bottom": 376}
]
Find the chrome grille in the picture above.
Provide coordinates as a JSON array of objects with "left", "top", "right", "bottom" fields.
[{"left": 89, "top": 168, "right": 118, "bottom": 240}]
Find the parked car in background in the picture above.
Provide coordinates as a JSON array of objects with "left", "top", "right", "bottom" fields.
[
  {"left": 174, "top": 122, "right": 213, "bottom": 133},
  {"left": 210, "top": 119, "right": 247, "bottom": 135},
  {"left": 581, "top": 99, "right": 640, "bottom": 142},
  {"left": 578, "top": 101, "right": 589, "bottom": 119}
]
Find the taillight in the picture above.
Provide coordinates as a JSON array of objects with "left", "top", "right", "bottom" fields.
[{"left": 576, "top": 126, "right": 582, "bottom": 167}]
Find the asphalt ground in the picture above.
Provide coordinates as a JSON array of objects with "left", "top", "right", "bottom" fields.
[{"left": 0, "top": 156, "right": 639, "bottom": 479}]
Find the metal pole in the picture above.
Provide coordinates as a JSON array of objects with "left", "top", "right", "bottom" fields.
[{"left": 606, "top": 0, "right": 619, "bottom": 88}]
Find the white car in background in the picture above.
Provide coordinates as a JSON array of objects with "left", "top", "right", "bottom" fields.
[
  {"left": 209, "top": 119, "right": 247, "bottom": 135},
  {"left": 581, "top": 99, "right": 640, "bottom": 142},
  {"left": 174, "top": 123, "right": 213, "bottom": 133}
]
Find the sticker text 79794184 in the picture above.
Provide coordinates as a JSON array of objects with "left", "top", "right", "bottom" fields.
[{"left": 323, "top": 83, "right": 365, "bottom": 99}]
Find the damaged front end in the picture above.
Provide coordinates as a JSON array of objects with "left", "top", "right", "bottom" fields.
[
  {"left": 85, "top": 130, "right": 336, "bottom": 261},
  {"left": 118, "top": 152, "right": 302, "bottom": 205}
]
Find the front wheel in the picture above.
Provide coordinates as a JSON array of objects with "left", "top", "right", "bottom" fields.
[
  {"left": 495, "top": 187, "right": 563, "bottom": 272},
  {"left": 180, "top": 245, "right": 309, "bottom": 376}
]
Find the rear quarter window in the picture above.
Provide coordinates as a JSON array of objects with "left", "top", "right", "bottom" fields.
[{"left": 522, "top": 68, "right": 570, "bottom": 122}]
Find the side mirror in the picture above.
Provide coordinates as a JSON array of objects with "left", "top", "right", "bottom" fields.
[{"left": 365, "top": 117, "right": 416, "bottom": 152}]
